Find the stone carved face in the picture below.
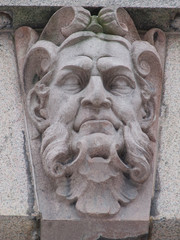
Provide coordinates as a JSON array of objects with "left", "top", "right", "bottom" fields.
[
  {"left": 48, "top": 37, "right": 143, "bottom": 129},
  {"left": 26, "top": 33, "right": 158, "bottom": 217}
]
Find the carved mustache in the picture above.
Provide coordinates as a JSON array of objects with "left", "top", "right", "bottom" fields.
[
  {"left": 41, "top": 120, "right": 151, "bottom": 185},
  {"left": 73, "top": 114, "right": 122, "bottom": 132}
]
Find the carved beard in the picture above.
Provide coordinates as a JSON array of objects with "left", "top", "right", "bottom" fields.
[{"left": 41, "top": 120, "right": 152, "bottom": 217}]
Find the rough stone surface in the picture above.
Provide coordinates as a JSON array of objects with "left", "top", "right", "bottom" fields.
[
  {"left": 149, "top": 34, "right": 180, "bottom": 239},
  {"left": 0, "top": 32, "right": 37, "bottom": 239},
  {"left": 0, "top": 0, "right": 180, "bottom": 8},
  {"left": 0, "top": 216, "right": 38, "bottom": 240},
  {"left": 99, "top": 235, "right": 148, "bottom": 240}
]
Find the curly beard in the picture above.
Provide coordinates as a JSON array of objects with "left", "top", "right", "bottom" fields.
[{"left": 40, "top": 119, "right": 153, "bottom": 217}]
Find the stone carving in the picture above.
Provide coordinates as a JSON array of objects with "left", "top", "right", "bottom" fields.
[
  {"left": 0, "top": 11, "right": 12, "bottom": 29},
  {"left": 16, "top": 6, "right": 165, "bottom": 223}
]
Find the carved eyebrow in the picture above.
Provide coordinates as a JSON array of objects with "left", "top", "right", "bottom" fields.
[
  {"left": 97, "top": 57, "right": 132, "bottom": 73},
  {"left": 97, "top": 57, "right": 135, "bottom": 84},
  {"left": 62, "top": 56, "right": 93, "bottom": 71},
  {"left": 53, "top": 64, "right": 91, "bottom": 86},
  {"left": 53, "top": 56, "right": 93, "bottom": 82}
]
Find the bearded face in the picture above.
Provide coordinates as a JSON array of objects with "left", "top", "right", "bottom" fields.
[
  {"left": 28, "top": 35, "right": 155, "bottom": 217},
  {"left": 25, "top": 34, "right": 159, "bottom": 217},
  {"left": 41, "top": 120, "right": 152, "bottom": 216}
]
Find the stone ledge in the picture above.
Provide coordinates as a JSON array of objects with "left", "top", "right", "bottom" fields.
[
  {"left": 0, "top": 0, "right": 180, "bottom": 8},
  {"left": 0, "top": 6, "right": 180, "bottom": 32}
]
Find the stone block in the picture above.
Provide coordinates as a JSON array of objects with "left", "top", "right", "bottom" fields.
[
  {"left": 149, "top": 34, "right": 180, "bottom": 240},
  {"left": 17, "top": 6, "right": 165, "bottom": 240},
  {"left": 0, "top": 32, "right": 38, "bottom": 239},
  {"left": 0, "top": 0, "right": 180, "bottom": 8}
]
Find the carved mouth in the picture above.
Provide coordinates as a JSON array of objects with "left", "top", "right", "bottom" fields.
[
  {"left": 79, "top": 119, "right": 116, "bottom": 135},
  {"left": 81, "top": 119, "right": 112, "bottom": 126},
  {"left": 74, "top": 117, "right": 120, "bottom": 133},
  {"left": 88, "top": 157, "right": 110, "bottom": 163}
]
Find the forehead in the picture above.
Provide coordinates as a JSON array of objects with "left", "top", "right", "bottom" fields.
[{"left": 56, "top": 37, "right": 132, "bottom": 70}]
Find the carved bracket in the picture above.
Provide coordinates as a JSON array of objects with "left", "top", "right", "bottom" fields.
[{"left": 15, "top": 6, "right": 166, "bottom": 240}]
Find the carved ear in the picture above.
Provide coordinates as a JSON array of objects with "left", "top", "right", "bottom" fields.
[
  {"left": 23, "top": 40, "right": 58, "bottom": 92},
  {"left": 131, "top": 41, "right": 163, "bottom": 131},
  {"left": 27, "top": 73, "right": 52, "bottom": 133},
  {"left": 24, "top": 41, "right": 58, "bottom": 132}
]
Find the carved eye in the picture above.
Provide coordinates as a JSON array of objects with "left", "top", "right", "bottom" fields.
[
  {"left": 108, "top": 76, "right": 134, "bottom": 95},
  {"left": 61, "top": 74, "right": 84, "bottom": 93}
]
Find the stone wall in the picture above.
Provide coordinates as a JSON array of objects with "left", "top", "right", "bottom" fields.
[
  {"left": 0, "top": 1, "right": 179, "bottom": 240},
  {"left": 149, "top": 33, "right": 180, "bottom": 240},
  {"left": 0, "top": 32, "right": 38, "bottom": 240}
]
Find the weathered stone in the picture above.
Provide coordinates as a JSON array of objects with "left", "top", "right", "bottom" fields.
[
  {"left": 149, "top": 34, "right": 180, "bottom": 240},
  {"left": 0, "top": 2, "right": 179, "bottom": 240},
  {"left": 0, "top": 11, "right": 12, "bottom": 29},
  {"left": 0, "top": 5, "right": 179, "bottom": 33},
  {"left": 15, "top": 26, "right": 39, "bottom": 83},
  {"left": 0, "top": 216, "right": 38, "bottom": 240},
  {"left": 0, "top": 0, "right": 180, "bottom": 8},
  {"left": 0, "top": 32, "right": 37, "bottom": 239},
  {"left": 16, "top": 6, "right": 165, "bottom": 240}
]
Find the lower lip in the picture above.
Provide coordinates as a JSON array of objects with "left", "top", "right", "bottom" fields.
[{"left": 88, "top": 157, "right": 110, "bottom": 163}]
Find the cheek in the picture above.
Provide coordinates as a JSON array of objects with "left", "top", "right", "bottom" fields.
[
  {"left": 47, "top": 88, "right": 80, "bottom": 125},
  {"left": 132, "top": 89, "right": 143, "bottom": 108},
  {"left": 112, "top": 91, "right": 142, "bottom": 123}
]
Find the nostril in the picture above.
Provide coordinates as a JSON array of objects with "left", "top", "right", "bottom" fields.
[
  {"left": 81, "top": 96, "right": 111, "bottom": 108},
  {"left": 103, "top": 98, "right": 111, "bottom": 108},
  {"left": 81, "top": 98, "right": 92, "bottom": 107},
  {"left": 102, "top": 102, "right": 111, "bottom": 108}
]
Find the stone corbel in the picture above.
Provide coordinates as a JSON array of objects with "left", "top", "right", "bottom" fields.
[{"left": 15, "top": 6, "right": 166, "bottom": 240}]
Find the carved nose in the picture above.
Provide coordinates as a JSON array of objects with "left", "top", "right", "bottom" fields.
[{"left": 81, "top": 77, "right": 111, "bottom": 108}]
